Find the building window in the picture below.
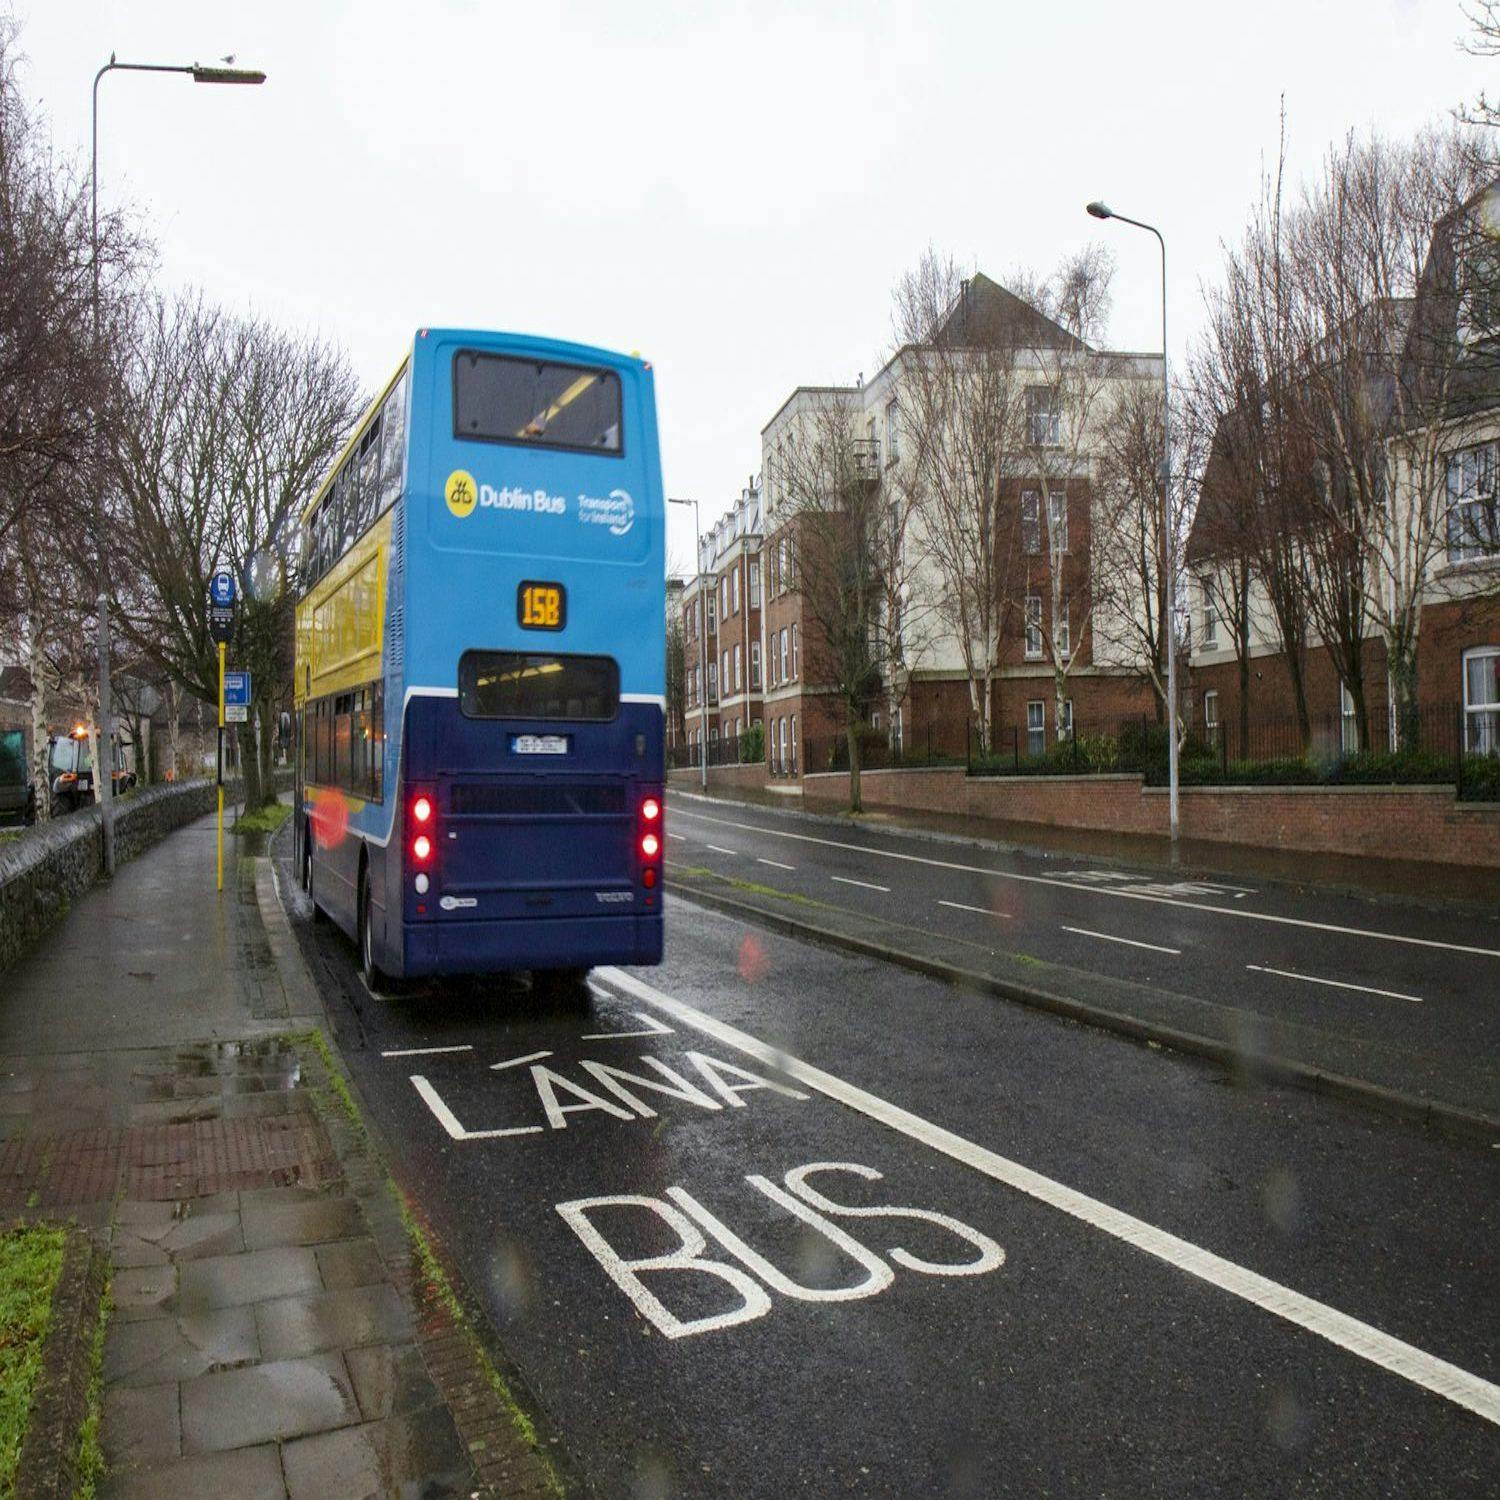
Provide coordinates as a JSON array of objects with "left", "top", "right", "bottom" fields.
[
  {"left": 893, "top": 705, "right": 904, "bottom": 752},
  {"left": 885, "top": 400, "right": 900, "bottom": 464},
  {"left": 780, "top": 627, "right": 789, "bottom": 681},
  {"left": 1056, "top": 601, "right": 1070, "bottom": 659},
  {"left": 708, "top": 662, "right": 718, "bottom": 701},
  {"left": 1026, "top": 386, "right": 1060, "bottom": 447},
  {"left": 733, "top": 644, "right": 742, "bottom": 692},
  {"left": 1061, "top": 699, "right": 1074, "bottom": 739},
  {"left": 1021, "top": 491, "right": 1041, "bottom": 555},
  {"left": 708, "top": 595, "right": 717, "bottom": 633},
  {"left": 1046, "top": 490, "right": 1068, "bottom": 553},
  {"left": 732, "top": 568, "right": 741, "bottom": 615},
  {"left": 1340, "top": 684, "right": 1360, "bottom": 753},
  {"left": 1026, "top": 701, "right": 1045, "bottom": 756},
  {"left": 750, "top": 640, "right": 761, "bottom": 690},
  {"left": 1204, "top": 690, "right": 1219, "bottom": 741},
  {"left": 1024, "top": 596, "right": 1043, "bottom": 660},
  {"left": 1200, "top": 581, "right": 1218, "bottom": 648},
  {"left": 790, "top": 713, "right": 798, "bottom": 773},
  {"left": 1448, "top": 443, "right": 1498, "bottom": 563},
  {"left": 749, "top": 561, "right": 761, "bottom": 608},
  {"left": 779, "top": 538, "right": 789, "bottom": 593},
  {"left": 1464, "top": 647, "right": 1500, "bottom": 753},
  {"left": 791, "top": 624, "right": 799, "bottom": 679},
  {"left": 778, "top": 717, "right": 788, "bottom": 774}
]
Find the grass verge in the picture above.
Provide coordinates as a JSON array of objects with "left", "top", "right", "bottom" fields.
[
  {"left": 288, "top": 1028, "right": 564, "bottom": 1496},
  {"left": 233, "top": 802, "right": 291, "bottom": 836},
  {"left": 0, "top": 1223, "right": 67, "bottom": 1494}
]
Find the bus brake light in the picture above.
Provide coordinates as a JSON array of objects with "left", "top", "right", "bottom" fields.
[
  {"left": 413, "top": 834, "right": 433, "bottom": 862},
  {"left": 640, "top": 832, "right": 660, "bottom": 860},
  {"left": 641, "top": 797, "right": 660, "bottom": 822},
  {"left": 412, "top": 796, "right": 433, "bottom": 824}
]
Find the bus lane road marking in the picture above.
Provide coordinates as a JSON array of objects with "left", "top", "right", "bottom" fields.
[
  {"left": 668, "top": 808, "right": 1500, "bottom": 959},
  {"left": 380, "top": 1044, "right": 474, "bottom": 1059},
  {"left": 1245, "top": 964, "right": 1423, "bottom": 1004},
  {"left": 594, "top": 965, "right": 1500, "bottom": 1428}
]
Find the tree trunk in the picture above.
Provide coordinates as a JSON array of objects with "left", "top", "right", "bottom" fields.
[
  {"left": 256, "top": 698, "right": 276, "bottom": 807},
  {"left": 847, "top": 703, "right": 863, "bottom": 814},
  {"left": 236, "top": 722, "right": 262, "bottom": 810},
  {"left": 166, "top": 679, "right": 180, "bottom": 782},
  {"left": 1285, "top": 646, "right": 1312, "bottom": 753},
  {"left": 1388, "top": 641, "right": 1421, "bottom": 752},
  {"left": 29, "top": 640, "right": 50, "bottom": 824}
]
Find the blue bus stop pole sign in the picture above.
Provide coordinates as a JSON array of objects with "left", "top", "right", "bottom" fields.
[
  {"left": 210, "top": 570, "right": 237, "bottom": 607},
  {"left": 224, "top": 671, "right": 251, "bottom": 724}
]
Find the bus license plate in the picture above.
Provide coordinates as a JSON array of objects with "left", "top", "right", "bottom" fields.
[{"left": 513, "top": 734, "right": 569, "bottom": 756}]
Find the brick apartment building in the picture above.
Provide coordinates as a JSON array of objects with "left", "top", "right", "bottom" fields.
[
  {"left": 1187, "top": 181, "right": 1500, "bottom": 759},
  {"left": 759, "top": 274, "right": 1164, "bottom": 778},
  {"left": 679, "top": 484, "right": 765, "bottom": 759}
]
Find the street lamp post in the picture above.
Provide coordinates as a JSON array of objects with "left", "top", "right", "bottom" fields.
[
  {"left": 91, "top": 54, "right": 265, "bottom": 876},
  {"left": 1087, "top": 199, "right": 1179, "bottom": 853},
  {"left": 668, "top": 497, "right": 708, "bottom": 790}
]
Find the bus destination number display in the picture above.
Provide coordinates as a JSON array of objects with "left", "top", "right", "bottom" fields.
[{"left": 518, "top": 581, "right": 566, "bottom": 631}]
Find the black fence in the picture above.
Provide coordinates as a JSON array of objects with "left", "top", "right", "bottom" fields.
[{"left": 800, "top": 727, "right": 970, "bottom": 776}]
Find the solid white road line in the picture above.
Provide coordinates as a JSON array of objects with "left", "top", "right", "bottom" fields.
[
  {"left": 379, "top": 1044, "right": 474, "bottom": 1058},
  {"left": 757, "top": 857, "right": 796, "bottom": 871},
  {"left": 1245, "top": 964, "right": 1423, "bottom": 1004},
  {"left": 706, "top": 844, "right": 738, "bottom": 856},
  {"left": 594, "top": 965, "right": 1500, "bottom": 1429},
  {"left": 831, "top": 875, "right": 891, "bottom": 893},
  {"left": 666, "top": 832, "right": 686, "bottom": 841},
  {"left": 669, "top": 807, "right": 1500, "bottom": 959},
  {"left": 937, "top": 900, "right": 1012, "bottom": 919},
  {"left": 490, "top": 1050, "right": 553, "bottom": 1070},
  {"left": 1062, "top": 926, "right": 1182, "bottom": 956}
]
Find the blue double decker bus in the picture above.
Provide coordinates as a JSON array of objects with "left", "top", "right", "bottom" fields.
[{"left": 294, "top": 329, "right": 665, "bottom": 987}]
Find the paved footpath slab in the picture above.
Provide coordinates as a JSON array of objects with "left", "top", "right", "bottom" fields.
[{"left": 0, "top": 815, "right": 552, "bottom": 1497}]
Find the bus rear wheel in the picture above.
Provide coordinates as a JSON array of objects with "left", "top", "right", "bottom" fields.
[{"left": 360, "top": 877, "right": 397, "bottom": 994}]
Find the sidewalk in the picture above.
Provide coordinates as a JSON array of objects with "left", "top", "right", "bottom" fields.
[{"left": 0, "top": 815, "right": 554, "bottom": 1497}]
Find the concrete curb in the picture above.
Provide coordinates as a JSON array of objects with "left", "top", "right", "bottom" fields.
[
  {"left": 665, "top": 877, "right": 1500, "bottom": 1148},
  {"left": 12, "top": 1222, "right": 108, "bottom": 1500}
]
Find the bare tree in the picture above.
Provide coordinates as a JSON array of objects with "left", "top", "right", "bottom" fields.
[
  {"left": 109, "top": 294, "right": 361, "bottom": 806},
  {"left": 1014, "top": 248, "right": 1118, "bottom": 738},
  {"left": 1459, "top": 3, "right": 1499, "bottom": 135},
  {"left": 890, "top": 253, "right": 1031, "bottom": 753},
  {"left": 774, "top": 395, "right": 893, "bottom": 812}
]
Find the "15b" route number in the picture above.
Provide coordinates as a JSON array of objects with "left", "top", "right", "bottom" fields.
[{"left": 518, "top": 581, "right": 566, "bottom": 631}]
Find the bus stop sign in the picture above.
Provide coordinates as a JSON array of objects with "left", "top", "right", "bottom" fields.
[
  {"left": 210, "top": 570, "right": 238, "bottom": 607},
  {"left": 224, "top": 671, "right": 251, "bottom": 724}
]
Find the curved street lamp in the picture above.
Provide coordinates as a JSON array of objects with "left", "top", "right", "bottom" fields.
[
  {"left": 1086, "top": 198, "right": 1180, "bottom": 852},
  {"left": 90, "top": 55, "right": 266, "bottom": 875}
]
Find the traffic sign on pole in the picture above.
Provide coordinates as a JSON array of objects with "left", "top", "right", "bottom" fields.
[{"left": 210, "top": 569, "right": 238, "bottom": 608}]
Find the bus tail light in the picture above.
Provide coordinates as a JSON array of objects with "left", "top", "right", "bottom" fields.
[
  {"left": 409, "top": 789, "right": 437, "bottom": 873},
  {"left": 638, "top": 789, "right": 663, "bottom": 889},
  {"left": 413, "top": 834, "right": 433, "bottom": 863}
]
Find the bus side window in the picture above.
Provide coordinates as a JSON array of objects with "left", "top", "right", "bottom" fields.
[
  {"left": 357, "top": 422, "right": 381, "bottom": 537},
  {"left": 379, "top": 374, "right": 406, "bottom": 514}
]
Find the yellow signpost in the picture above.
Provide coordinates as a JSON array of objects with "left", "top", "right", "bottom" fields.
[{"left": 216, "top": 640, "right": 226, "bottom": 892}]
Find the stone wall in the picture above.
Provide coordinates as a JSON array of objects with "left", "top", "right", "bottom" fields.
[
  {"left": 0, "top": 779, "right": 223, "bottom": 972},
  {"left": 668, "top": 762, "right": 771, "bottom": 794},
  {"left": 800, "top": 765, "right": 1500, "bottom": 868}
]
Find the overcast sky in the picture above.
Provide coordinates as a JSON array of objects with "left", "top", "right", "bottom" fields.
[{"left": 11, "top": 0, "right": 1491, "bottom": 572}]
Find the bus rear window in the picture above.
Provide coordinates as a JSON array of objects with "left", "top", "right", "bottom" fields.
[
  {"left": 459, "top": 652, "right": 619, "bottom": 722},
  {"left": 453, "top": 352, "right": 622, "bottom": 455}
]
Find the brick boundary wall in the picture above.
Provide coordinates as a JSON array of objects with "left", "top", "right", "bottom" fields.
[
  {"left": 669, "top": 763, "right": 771, "bottom": 793},
  {"left": 0, "top": 776, "right": 291, "bottom": 973},
  {"left": 801, "top": 766, "right": 1500, "bottom": 868}
]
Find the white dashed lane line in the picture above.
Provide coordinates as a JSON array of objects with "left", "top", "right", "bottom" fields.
[
  {"left": 937, "top": 900, "right": 1012, "bottom": 919},
  {"left": 705, "top": 845, "right": 738, "bottom": 856},
  {"left": 379, "top": 1045, "right": 474, "bottom": 1058},
  {"left": 1061, "top": 926, "right": 1182, "bottom": 956},
  {"left": 831, "top": 875, "right": 891, "bottom": 893},
  {"left": 668, "top": 806, "right": 1500, "bottom": 959},
  {"left": 757, "top": 858, "right": 796, "bottom": 871},
  {"left": 666, "top": 832, "right": 686, "bottom": 841},
  {"left": 1245, "top": 964, "right": 1423, "bottom": 1004}
]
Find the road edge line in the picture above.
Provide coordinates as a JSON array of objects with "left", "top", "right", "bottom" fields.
[{"left": 664, "top": 878, "right": 1500, "bottom": 1147}]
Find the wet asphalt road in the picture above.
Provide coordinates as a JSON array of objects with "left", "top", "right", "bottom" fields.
[
  {"left": 276, "top": 818, "right": 1500, "bottom": 1497},
  {"left": 664, "top": 793, "right": 1500, "bottom": 1115}
]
